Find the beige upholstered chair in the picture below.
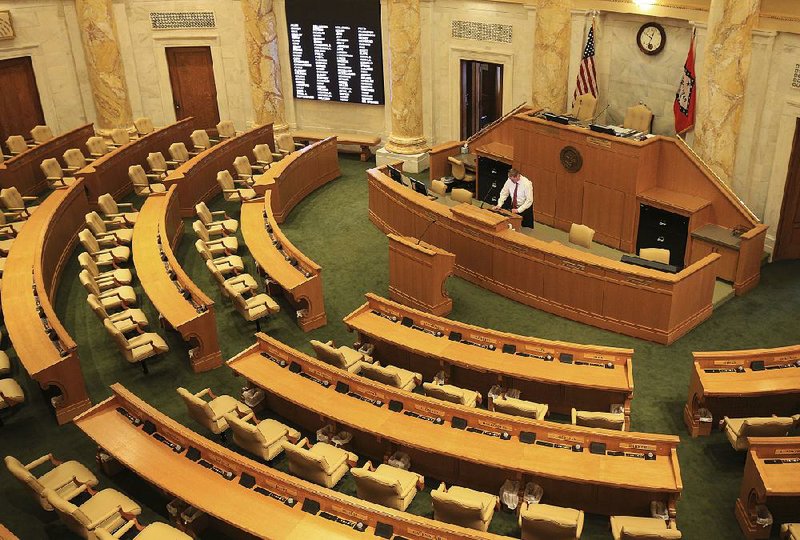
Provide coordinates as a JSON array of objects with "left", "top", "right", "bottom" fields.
[
  {"left": 639, "top": 248, "right": 671, "bottom": 265},
  {"left": 146, "top": 152, "right": 175, "bottom": 176},
  {"left": 134, "top": 117, "right": 155, "bottom": 137},
  {"left": 95, "top": 521, "right": 192, "bottom": 540},
  {"left": 217, "top": 120, "right": 237, "bottom": 139},
  {"left": 30, "top": 125, "right": 54, "bottom": 144},
  {"left": 177, "top": 387, "right": 252, "bottom": 438},
  {"left": 351, "top": 461, "right": 423, "bottom": 511},
  {"left": 97, "top": 194, "right": 138, "bottom": 226},
  {"left": 276, "top": 133, "right": 302, "bottom": 156},
  {"left": 430, "top": 179, "right": 447, "bottom": 196},
  {"left": 450, "top": 188, "right": 473, "bottom": 204},
  {"left": 109, "top": 128, "right": 131, "bottom": 147},
  {"left": 206, "top": 261, "right": 258, "bottom": 299},
  {"left": 568, "top": 223, "right": 595, "bottom": 249},
  {"left": 168, "top": 142, "right": 193, "bottom": 163},
  {"left": 4, "top": 454, "right": 99, "bottom": 511},
  {"left": 571, "top": 93, "right": 598, "bottom": 121},
  {"left": 623, "top": 104, "right": 654, "bottom": 134},
  {"left": 6, "top": 135, "right": 29, "bottom": 155},
  {"left": 310, "top": 339, "right": 372, "bottom": 373},
  {"left": 63, "top": 148, "right": 92, "bottom": 171},
  {"left": 0, "top": 187, "right": 39, "bottom": 219},
  {"left": 195, "top": 201, "right": 238, "bottom": 233},
  {"left": 253, "top": 143, "right": 280, "bottom": 167},
  {"left": 448, "top": 156, "right": 475, "bottom": 184},
  {"left": 519, "top": 501, "right": 584, "bottom": 540},
  {"left": 86, "top": 136, "right": 110, "bottom": 158},
  {"left": 224, "top": 411, "right": 300, "bottom": 461},
  {"left": 195, "top": 240, "right": 245, "bottom": 276},
  {"left": 571, "top": 408, "right": 626, "bottom": 431},
  {"left": 281, "top": 437, "right": 357, "bottom": 488},
  {"left": 86, "top": 211, "right": 133, "bottom": 245},
  {"left": 233, "top": 155, "right": 262, "bottom": 183},
  {"left": 40, "top": 158, "right": 76, "bottom": 189},
  {"left": 610, "top": 516, "right": 682, "bottom": 540},
  {"left": 78, "top": 252, "right": 132, "bottom": 286},
  {"left": 423, "top": 381, "right": 481, "bottom": 407},
  {"left": 80, "top": 270, "right": 137, "bottom": 310},
  {"left": 0, "top": 378, "right": 25, "bottom": 419},
  {"left": 193, "top": 220, "right": 238, "bottom": 254},
  {"left": 128, "top": 165, "right": 166, "bottom": 196},
  {"left": 88, "top": 294, "right": 149, "bottom": 334},
  {"left": 191, "top": 130, "right": 212, "bottom": 152},
  {"left": 431, "top": 482, "right": 497, "bottom": 532},
  {"left": 44, "top": 486, "right": 141, "bottom": 539},
  {"left": 0, "top": 209, "right": 24, "bottom": 234},
  {"left": 79, "top": 229, "right": 131, "bottom": 265},
  {"left": 782, "top": 524, "right": 799, "bottom": 540},
  {"left": 217, "top": 170, "right": 257, "bottom": 202},
  {"left": 104, "top": 320, "right": 168, "bottom": 373},
  {"left": 722, "top": 416, "right": 796, "bottom": 451},
  {"left": 225, "top": 283, "right": 280, "bottom": 331},
  {"left": 359, "top": 362, "right": 421, "bottom": 391},
  {"left": 491, "top": 395, "right": 549, "bottom": 420}
]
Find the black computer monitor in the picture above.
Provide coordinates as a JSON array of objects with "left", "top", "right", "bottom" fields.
[
  {"left": 388, "top": 166, "right": 403, "bottom": 184},
  {"left": 410, "top": 178, "right": 428, "bottom": 196}
]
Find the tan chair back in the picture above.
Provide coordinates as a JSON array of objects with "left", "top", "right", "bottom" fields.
[
  {"left": 310, "top": 340, "right": 348, "bottom": 370},
  {"left": 63, "top": 149, "right": 88, "bottom": 169},
  {"left": 740, "top": 417, "right": 795, "bottom": 437},
  {"left": 85, "top": 211, "right": 108, "bottom": 235},
  {"left": 195, "top": 202, "right": 213, "bottom": 224},
  {"left": 4, "top": 456, "right": 46, "bottom": 496},
  {"left": 176, "top": 387, "right": 216, "bottom": 432},
  {"left": 191, "top": 130, "right": 211, "bottom": 149},
  {"left": 78, "top": 252, "right": 100, "bottom": 276},
  {"left": 233, "top": 156, "right": 252, "bottom": 176},
  {"left": 86, "top": 136, "right": 109, "bottom": 156},
  {"left": 193, "top": 220, "right": 212, "bottom": 242},
  {"left": 129, "top": 165, "right": 150, "bottom": 188},
  {"left": 217, "top": 170, "right": 235, "bottom": 190},
  {"left": 568, "top": 223, "right": 595, "bottom": 249},
  {"left": 431, "top": 486, "right": 488, "bottom": 531},
  {"left": 623, "top": 104, "right": 654, "bottom": 134},
  {"left": 169, "top": 142, "right": 190, "bottom": 162},
  {"left": 572, "top": 93, "right": 598, "bottom": 121},
  {"left": 40, "top": 158, "right": 63, "bottom": 179},
  {"left": 78, "top": 229, "right": 101, "bottom": 254},
  {"left": 110, "top": 128, "right": 130, "bottom": 145},
  {"left": 253, "top": 144, "right": 274, "bottom": 164},
  {"left": 450, "top": 188, "right": 473, "bottom": 204},
  {"left": 217, "top": 120, "right": 236, "bottom": 138},
  {"left": 44, "top": 488, "right": 93, "bottom": 537},
  {"left": 87, "top": 294, "right": 111, "bottom": 320},
  {"left": 6, "top": 135, "right": 27, "bottom": 154},
  {"left": 276, "top": 133, "right": 295, "bottom": 153},
  {"left": 639, "top": 248, "right": 670, "bottom": 265},
  {"left": 448, "top": 156, "right": 466, "bottom": 180},
  {"left": 97, "top": 193, "right": 119, "bottom": 216},
  {"left": 351, "top": 467, "right": 403, "bottom": 500},
  {"left": 30, "top": 125, "right": 54, "bottom": 143},
  {"left": 134, "top": 117, "right": 154, "bottom": 136},
  {"left": 0, "top": 187, "right": 24, "bottom": 210},
  {"left": 430, "top": 179, "right": 447, "bottom": 196},
  {"left": 147, "top": 152, "right": 168, "bottom": 172},
  {"left": 195, "top": 240, "right": 213, "bottom": 261}
]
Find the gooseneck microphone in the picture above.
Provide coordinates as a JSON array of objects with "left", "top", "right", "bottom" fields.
[
  {"left": 416, "top": 219, "right": 438, "bottom": 245},
  {"left": 480, "top": 181, "right": 499, "bottom": 209}
]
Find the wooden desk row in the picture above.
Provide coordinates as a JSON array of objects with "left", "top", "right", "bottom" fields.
[
  {"left": 369, "top": 165, "right": 720, "bottom": 344},
  {"left": 1, "top": 181, "right": 91, "bottom": 424},
  {"left": 133, "top": 186, "right": 222, "bottom": 372},
  {"left": 344, "top": 293, "right": 635, "bottom": 428},
  {"left": 75, "top": 383, "right": 506, "bottom": 540},
  {"left": 229, "top": 334, "right": 682, "bottom": 520},
  {"left": 684, "top": 345, "right": 800, "bottom": 437},
  {"left": 0, "top": 124, "right": 95, "bottom": 195}
]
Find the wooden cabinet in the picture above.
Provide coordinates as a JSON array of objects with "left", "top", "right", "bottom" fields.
[{"left": 690, "top": 238, "right": 738, "bottom": 282}]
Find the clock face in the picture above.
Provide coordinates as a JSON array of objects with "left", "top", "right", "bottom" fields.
[{"left": 637, "top": 23, "right": 666, "bottom": 55}]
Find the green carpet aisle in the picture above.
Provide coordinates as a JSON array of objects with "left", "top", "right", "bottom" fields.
[{"left": 0, "top": 153, "right": 797, "bottom": 538}]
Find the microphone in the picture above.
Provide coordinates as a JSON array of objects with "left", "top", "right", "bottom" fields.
[
  {"left": 480, "top": 181, "right": 499, "bottom": 209},
  {"left": 416, "top": 219, "right": 438, "bottom": 245},
  {"left": 589, "top": 104, "right": 610, "bottom": 124}
]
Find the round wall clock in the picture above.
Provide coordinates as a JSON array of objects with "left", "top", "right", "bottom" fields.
[{"left": 637, "top": 22, "right": 666, "bottom": 55}]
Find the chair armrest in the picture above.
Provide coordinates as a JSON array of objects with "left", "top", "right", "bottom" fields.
[
  {"left": 107, "top": 516, "right": 138, "bottom": 538},
  {"left": 210, "top": 210, "right": 228, "bottom": 218},
  {"left": 99, "top": 290, "right": 124, "bottom": 301},
  {"left": 61, "top": 481, "right": 90, "bottom": 502},
  {"left": 116, "top": 202, "right": 137, "bottom": 210},
  {"left": 240, "top": 411, "right": 255, "bottom": 423},
  {"left": 296, "top": 437, "right": 310, "bottom": 449},
  {"left": 271, "top": 152, "right": 283, "bottom": 159},
  {"left": 21, "top": 196, "right": 37, "bottom": 202},
  {"left": 87, "top": 505, "right": 124, "bottom": 530},
  {"left": 25, "top": 454, "right": 54, "bottom": 470}
]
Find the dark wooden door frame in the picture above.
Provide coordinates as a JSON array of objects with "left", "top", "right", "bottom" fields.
[
  {"left": 774, "top": 117, "right": 800, "bottom": 260},
  {"left": 165, "top": 46, "right": 220, "bottom": 130},
  {"left": 459, "top": 59, "right": 503, "bottom": 141}
]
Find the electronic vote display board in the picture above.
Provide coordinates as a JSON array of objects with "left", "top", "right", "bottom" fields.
[{"left": 285, "top": 0, "right": 385, "bottom": 105}]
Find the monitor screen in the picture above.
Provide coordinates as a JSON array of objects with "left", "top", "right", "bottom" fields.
[
  {"left": 411, "top": 178, "right": 428, "bottom": 196},
  {"left": 388, "top": 166, "right": 403, "bottom": 183},
  {"left": 285, "top": 0, "right": 385, "bottom": 105}
]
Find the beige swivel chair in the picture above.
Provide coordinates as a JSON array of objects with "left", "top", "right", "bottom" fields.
[
  {"left": 623, "top": 103, "right": 654, "bottom": 134},
  {"left": 195, "top": 201, "right": 238, "bottom": 233},
  {"left": 782, "top": 524, "right": 799, "bottom": 540},
  {"left": 639, "top": 248, "right": 671, "bottom": 265},
  {"left": 351, "top": 461, "right": 423, "bottom": 511},
  {"left": 86, "top": 136, "right": 110, "bottom": 158},
  {"left": 519, "top": 501, "right": 584, "bottom": 540},
  {"left": 88, "top": 294, "right": 149, "bottom": 334},
  {"left": 97, "top": 194, "right": 138, "bottom": 226},
  {"left": 0, "top": 378, "right": 25, "bottom": 420},
  {"left": 134, "top": 117, "right": 155, "bottom": 137},
  {"left": 571, "top": 408, "right": 626, "bottom": 431},
  {"left": 224, "top": 411, "right": 300, "bottom": 461},
  {"left": 276, "top": 133, "right": 302, "bottom": 156},
  {"left": 206, "top": 261, "right": 258, "bottom": 299},
  {"left": 109, "top": 128, "right": 131, "bottom": 147},
  {"left": 310, "top": 339, "right": 373, "bottom": 373},
  {"left": 86, "top": 211, "right": 133, "bottom": 245},
  {"left": 177, "top": 387, "right": 251, "bottom": 438},
  {"left": 253, "top": 143, "right": 281, "bottom": 168},
  {"left": 448, "top": 156, "right": 475, "bottom": 185},
  {"left": 430, "top": 179, "right": 447, "bottom": 196},
  {"left": 193, "top": 220, "right": 238, "bottom": 254},
  {"left": 4, "top": 454, "right": 99, "bottom": 511},
  {"left": 79, "top": 229, "right": 131, "bottom": 265},
  {"left": 217, "top": 120, "right": 237, "bottom": 139},
  {"left": 431, "top": 482, "right": 497, "bottom": 532},
  {"left": 63, "top": 148, "right": 93, "bottom": 171},
  {"left": 190, "top": 130, "right": 212, "bottom": 152},
  {"left": 168, "top": 142, "right": 194, "bottom": 164},
  {"left": 359, "top": 362, "right": 421, "bottom": 391},
  {"left": 233, "top": 155, "right": 262, "bottom": 183},
  {"left": 146, "top": 152, "right": 176, "bottom": 176},
  {"left": 40, "top": 158, "right": 76, "bottom": 189},
  {"left": 6, "top": 135, "right": 29, "bottom": 155},
  {"left": 491, "top": 394, "right": 549, "bottom": 420},
  {"left": 571, "top": 93, "right": 598, "bottom": 121},
  {"left": 0, "top": 187, "right": 39, "bottom": 219},
  {"left": 722, "top": 416, "right": 796, "bottom": 451},
  {"left": 610, "top": 516, "right": 682, "bottom": 540},
  {"left": 225, "top": 283, "right": 280, "bottom": 331},
  {"left": 568, "top": 223, "right": 595, "bottom": 249},
  {"left": 95, "top": 522, "right": 192, "bottom": 540},
  {"left": 195, "top": 240, "right": 245, "bottom": 276},
  {"left": 281, "top": 437, "right": 357, "bottom": 488},
  {"left": 423, "top": 381, "right": 481, "bottom": 407},
  {"left": 0, "top": 211, "right": 23, "bottom": 237},
  {"left": 44, "top": 486, "right": 141, "bottom": 539},
  {"left": 80, "top": 270, "right": 137, "bottom": 310},
  {"left": 450, "top": 188, "right": 473, "bottom": 204},
  {"left": 78, "top": 252, "right": 132, "bottom": 286},
  {"left": 217, "top": 170, "right": 257, "bottom": 202},
  {"left": 128, "top": 165, "right": 166, "bottom": 196},
  {"left": 104, "top": 320, "right": 167, "bottom": 373},
  {"left": 30, "top": 125, "right": 54, "bottom": 144}
]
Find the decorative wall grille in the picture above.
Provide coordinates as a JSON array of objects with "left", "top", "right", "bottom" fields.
[
  {"left": 150, "top": 12, "right": 216, "bottom": 30},
  {"left": 792, "top": 64, "right": 800, "bottom": 89},
  {"left": 451, "top": 20, "right": 513, "bottom": 44}
]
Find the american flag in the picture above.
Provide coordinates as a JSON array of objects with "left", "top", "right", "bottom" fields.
[{"left": 572, "top": 24, "right": 598, "bottom": 106}]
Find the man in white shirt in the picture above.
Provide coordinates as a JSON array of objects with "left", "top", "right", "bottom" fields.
[{"left": 493, "top": 169, "right": 534, "bottom": 228}]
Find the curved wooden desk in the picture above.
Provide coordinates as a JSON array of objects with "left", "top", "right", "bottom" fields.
[
  {"left": 683, "top": 345, "right": 800, "bottom": 437},
  {"left": 252, "top": 137, "right": 341, "bottom": 222},
  {"left": 74, "top": 383, "right": 505, "bottom": 540},
  {"left": 165, "top": 124, "right": 274, "bottom": 216},
  {"left": 344, "top": 293, "right": 635, "bottom": 428},
  {"left": 133, "top": 186, "right": 221, "bottom": 372},
  {"left": 369, "top": 165, "right": 721, "bottom": 344},
  {"left": 2, "top": 181, "right": 91, "bottom": 424},
  {"left": 0, "top": 124, "right": 95, "bottom": 195},
  {"left": 79, "top": 118, "right": 194, "bottom": 205},
  {"left": 229, "top": 334, "right": 682, "bottom": 520},
  {"left": 241, "top": 191, "right": 326, "bottom": 331}
]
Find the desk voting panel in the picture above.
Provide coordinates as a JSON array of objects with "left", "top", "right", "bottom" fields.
[
  {"left": 369, "top": 165, "right": 720, "bottom": 344},
  {"left": 75, "top": 384, "right": 505, "bottom": 540},
  {"left": 133, "top": 186, "right": 221, "bottom": 372},
  {"left": 2, "top": 181, "right": 91, "bottom": 424},
  {"left": 684, "top": 345, "right": 800, "bottom": 437},
  {"left": 229, "top": 334, "right": 682, "bottom": 520}
]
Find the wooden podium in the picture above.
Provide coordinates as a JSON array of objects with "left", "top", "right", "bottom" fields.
[{"left": 388, "top": 234, "right": 455, "bottom": 316}]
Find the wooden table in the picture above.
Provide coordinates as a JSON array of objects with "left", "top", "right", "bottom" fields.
[
  {"left": 1, "top": 181, "right": 92, "bottom": 424},
  {"left": 684, "top": 345, "right": 800, "bottom": 437},
  {"left": 133, "top": 186, "right": 221, "bottom": 372},
  {"left": 74, "top": 383, "right": 506, "bottom": 540},
  {"left": 734, "top": 437, "right": 800, "bottom": 540},
  {"left": 229, "top": 334, "right": 683, "bottom": 520},
  {"left": 291, "top": 130, "right": 380, "bottom": 161}
]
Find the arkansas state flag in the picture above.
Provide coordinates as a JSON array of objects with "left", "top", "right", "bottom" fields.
[{"left": 674, "top": 30, "right": 696, "bottom": 134}]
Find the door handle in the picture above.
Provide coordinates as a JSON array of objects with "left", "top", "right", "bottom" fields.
[{"left": 174, "top": 102, "right": 181, "bottom": 111}]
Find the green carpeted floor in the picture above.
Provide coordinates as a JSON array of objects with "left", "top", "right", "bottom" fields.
[{"left": 1, "top": 153, "right": 798, "bottom": 538}]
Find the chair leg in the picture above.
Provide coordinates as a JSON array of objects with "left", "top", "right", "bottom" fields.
[
  {"left": 140, "top": 360, "right": 149, "bottom": 375},
  {"left": 255, "top": 319, "right": 261, "bottom": 333},
  {"left": 219, "top": 431, "right": 227, "bottom": 443}
]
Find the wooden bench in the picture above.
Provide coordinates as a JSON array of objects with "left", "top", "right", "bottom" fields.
[{"left": 292, "top": 130, "right": 380, "bottom": 161}]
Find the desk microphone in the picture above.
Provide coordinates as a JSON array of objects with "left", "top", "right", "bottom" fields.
[
  {"left": 480, "top": 182, "right": 498, "bottom": 209},
  {"left": 589, "top": 104, "right": 610, "bottom": 124},
  {"left": 416, "top": 219, "right": 438, "bottom": 245}
]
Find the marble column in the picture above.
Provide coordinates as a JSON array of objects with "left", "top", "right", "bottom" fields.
[
  {"left": 531, "top": 0, "right": 572, "bottom": 112},
  {"left": 694, "top": 0, "right": 760, "bottom": 182},
  {"left": 75, "top": 0, "right": 134, "bottom": 132},
  {"left": 241, "top": 0, "right": 288, "bottom": 131},
  {"left": 385, "top": 0, "right": 427, "bottom": 155}
]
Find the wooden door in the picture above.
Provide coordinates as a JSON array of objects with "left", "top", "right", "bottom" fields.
[
  {"left": 775, "top": 118, "right": 800, "bottom": 260},
  {"left": 0, "top": 56, "right": 45, "bottom": 143},
  {"left": 165, "top": 47, "right": 220, "bottom": 129},
  {"left": 460, "top": 60, "right": 503, "bottom": 140}
]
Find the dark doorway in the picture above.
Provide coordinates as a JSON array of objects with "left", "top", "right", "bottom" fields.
[
  {"left": 460, "top": 60, "right": 503, "bottom": 140},
  {"left": 166, "top": 46, "right": 220, "bottom": 130},
  {"left": 0, "top": 56, "right": 45, "bottom": 143},
  {"left": 774, "top": 118, "right": 800, "bottom": 260}
]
